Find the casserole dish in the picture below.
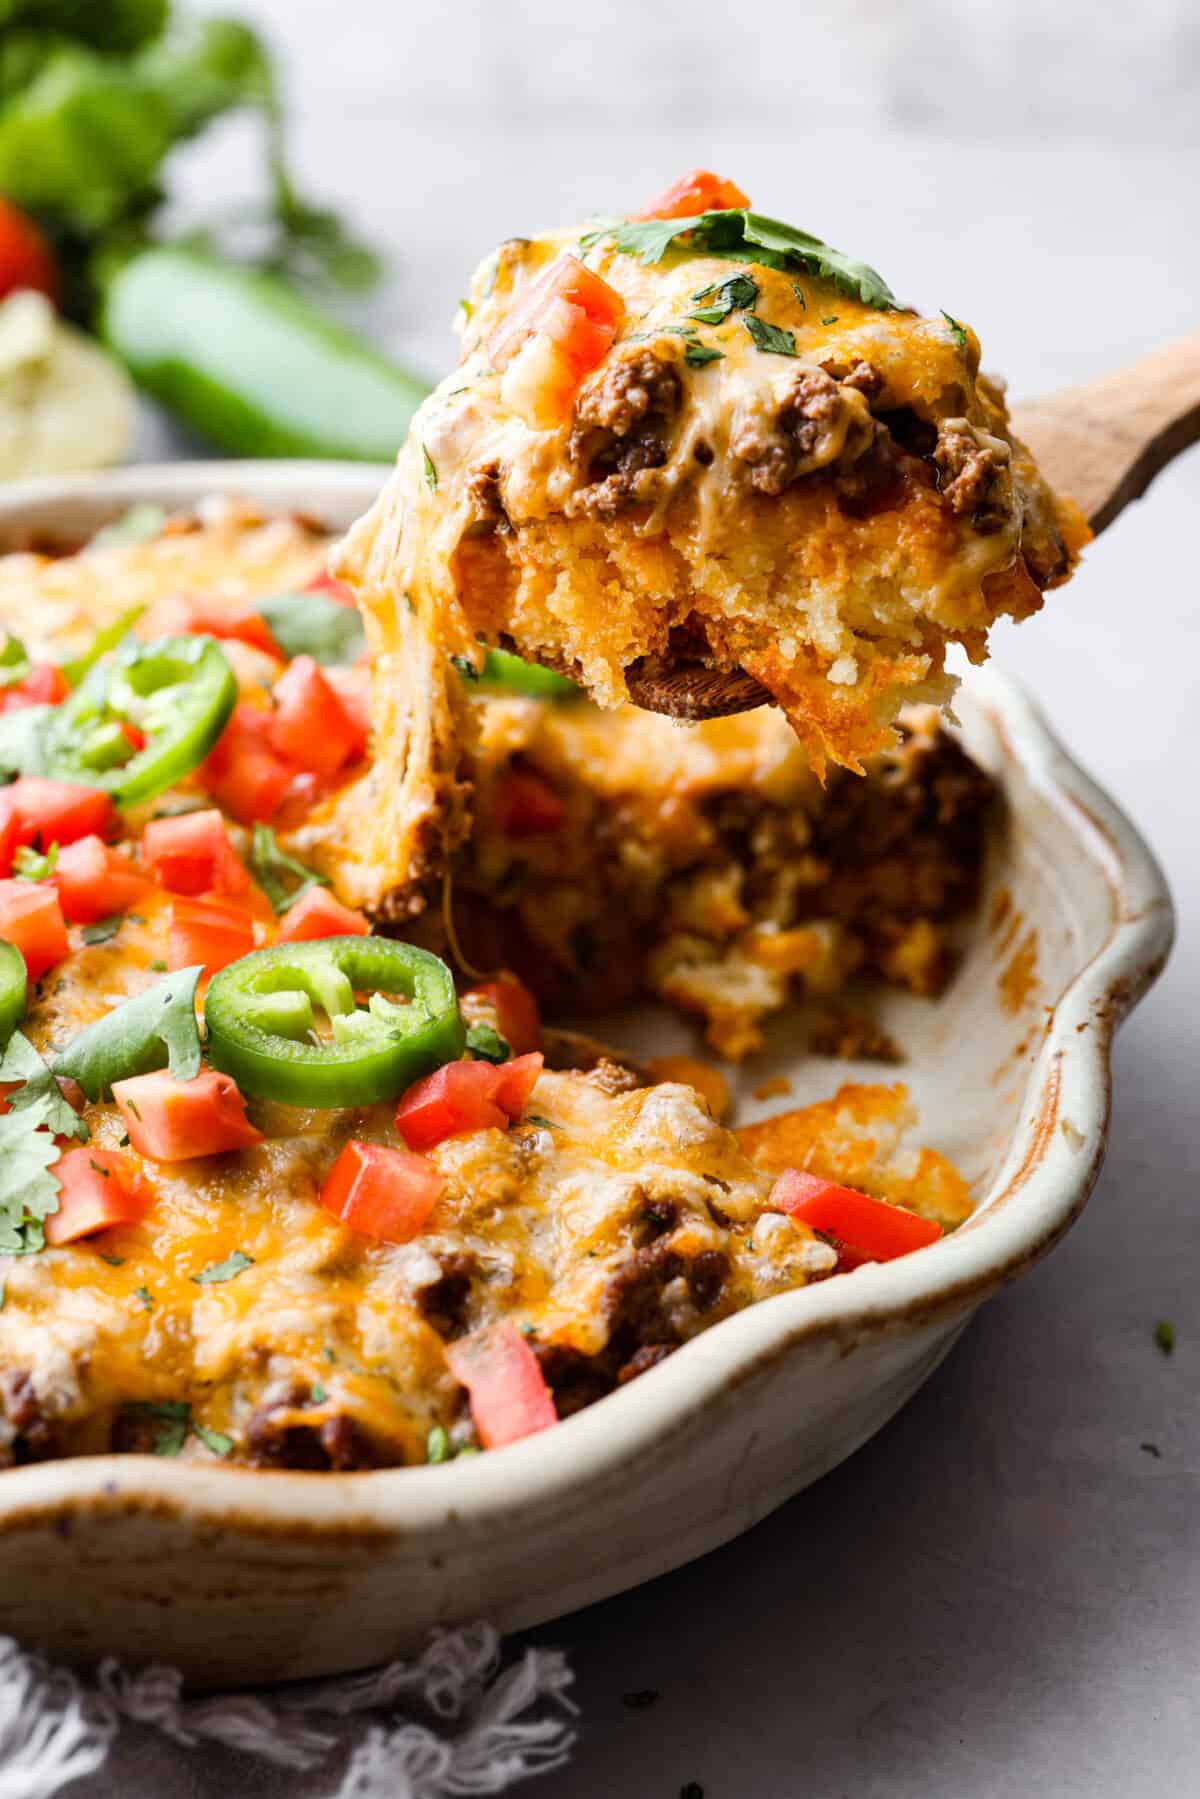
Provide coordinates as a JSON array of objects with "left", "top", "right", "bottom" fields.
[{"left": 0, "top": 464, "right": 1172, "bottom": 1684}]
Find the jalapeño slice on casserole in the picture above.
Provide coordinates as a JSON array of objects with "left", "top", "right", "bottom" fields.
[
  {"left": 43, "top": 635, "right": 237, "bottom": 807},
  {"left": 0, "top": 940, "right": 27, "bottom": 1047},
  {"left": 206, "top": 937, "right": 465, "bottom": 1107}
]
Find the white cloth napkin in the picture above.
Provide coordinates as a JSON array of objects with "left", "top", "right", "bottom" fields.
[{"left": 0, "top": 1624, "right": 576, "bottom": 1798}]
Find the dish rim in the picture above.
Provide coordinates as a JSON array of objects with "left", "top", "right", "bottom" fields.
[{"left": 0, "top": 460, "right": 1175, "bottom": 1540}]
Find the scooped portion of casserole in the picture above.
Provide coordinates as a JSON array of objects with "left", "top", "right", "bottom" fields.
[
  {"left": 340, "top": 166, "right": 1087, "bottom": 823},
  {"left": 0, "top": 502, "right": 971, "bottom": 1471}
]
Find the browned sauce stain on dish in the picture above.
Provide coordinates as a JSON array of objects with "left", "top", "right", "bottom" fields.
[
  {"left": 989, "top": 886, "right": 1013, "bottom": 935},
  {"left": 753, "top": 1076, "right": 793, "bottom": 1102},
  {"left": 999, "top": 928, "right": 1039, "bottom": 1014}
]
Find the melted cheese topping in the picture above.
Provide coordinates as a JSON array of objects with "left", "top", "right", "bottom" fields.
[{"left": 0, "top": 508, "right": 972, "bottom": 1469}]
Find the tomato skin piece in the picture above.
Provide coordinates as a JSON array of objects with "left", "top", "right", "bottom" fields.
[
  {"left": 113, "top": 1068, "right": 263, "bottom": 1161},
  {"left": 769, "top": 1169, "right": 942, "bottom": 1264},
  {"left": 465, "top": 973, "right": 541, "bottom": 1056},
  {"left": 395, "top": 1051, "right": 543, "bottom": 1151},
  {"left": 44, "top": 1148, "right": 152, "bottom": 1246},
  {"left": 0, "top": 198, "right": 59, "bottom": 301},
  {"left": 319, "top": 1139, "right": 444, "bottom": 1243},
  {"left": 1, "top": 778, "right": 115, "bottom": 863},
  {"left": 142, "top": 808, "right": 250, "bottom": 899},
  {"left": 268, "top": 655, "right": 367, "bottom": 778},
  {"left": 495, "top": 768, "right": 565, "bottom": 836},
  {"left": 488, "top": 252, "right": 625, "bottom": 375},
  {"left": 445, "top": 1321, "right": 557, "bottom": 1450},
  {"left": 180, "top": 603, "right": 283, "bottom": 660},
  {"left": 53, "top": 836, "right": 151, "bottom": 924},
  {"left": 632, "top": 169, "right": 751, "bottom": 220},
  {"left": 0, "top": 663, "right": 70, "bottom": 713},
  {"left": 306, "top": 569, "right": 357, "bottom": 607},
  {"left": 200, "top": 703, "right": 295, "bottom": 827},
  {"left": 276, "top": 886, "right": 369, "bottom": 943},
  {"left": 0, "top": 879, "right": 68, "bottom": 981},
  {"left": 168, "top": 894, "right": 256, "bottom": 976}
]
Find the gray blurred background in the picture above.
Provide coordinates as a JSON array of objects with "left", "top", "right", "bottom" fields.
[{"left": 142, "top": 5, "right": 1197, "bottom": 1795}]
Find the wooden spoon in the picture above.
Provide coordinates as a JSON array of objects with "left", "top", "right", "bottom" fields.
[{"left": 624, "top": 330, "right": 1200, "bottom": 721}]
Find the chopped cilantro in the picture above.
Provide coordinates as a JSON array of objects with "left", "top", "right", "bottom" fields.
[
  {"left": 310, "top": 1382, "right": 328, "bottom": 1404},
  {"left": 791, "top": 281, "right": 807, "bottom": 308},
  {"left": 426, "top": 1425, "right": 451, "bottom": 1464},
  {"left": 688, "top": 272, "right": 758, "bottom": 324},
  {"left": 100, "top": 1253, "right": 125, "bottom": 1267},
  {"left": 81, "top": 915, "right": 123, "bottom": 946},
  {"left": 0, "top": 1277, "right": 6, "bottom": 1312},
  {"left": 88, "top": 1157, "right": 109, "bottom": 1178},
  {"left": 250, "top": 824, "right": 329, "bottom": 916},
  {"left": 581, "top": 210, "right": 897, "bottom": 309},
  {"left": 821, "top": 315, "right": 839, "bottom": 325},
  {"left": 256, "top": 589, "right": 366, "bottom": 667},
  {"left": 684, "top": 344, "right": 724, "bottom": 368},
  {"left": 451, "top": 654, "right": 480, "bottom": 682},
  {"left": 1155, "top": 1319, "right": 1176, "bottom": 1355},
  {"left": 149, "top": 960, "right": 167, "bottom": 973},
  {"left": 422, "top": 444, "right": 438, "bottom": 491},
  {"left": 940, "top": 310, "right": 968, "bottom": 350},
  {"left": 744, "top": 316, "right": 796, "bottom": 357},
  {"left": 129, "top": 1399, "right": 189, "bottom": 1456},
  {"left": 12, "top": 843, "right": 58, "bottom": 882},
  {"left": 135, "top": 1285, "right": 155, "bottom": 1311},
  {"left": 0, "top": 633, "right": 29, "bottom": 689},
  {"left": 54, "top": 967, "right": 203, "bottom": 1101},
  {"left": 192, "top": 1250, "right": 255, "bottom": 1286},
  {"left": 0, "top": 1032, "right": 88, "bottom": 1255},
  {"left": 525, "top": 1114, "right": 557, "bottom": 1131},
  {"left": 465, "top": 1022, "right": 511, "bottom": 1064},
  {"left": 91, "top": 504, "right": 167, "bottom": 549},
  {"left": 324, "top": 1346, "right": 336, "bottom": 1364},
  {"left": 193, "top": 1423, "right": 234, "bottom": 1458}
]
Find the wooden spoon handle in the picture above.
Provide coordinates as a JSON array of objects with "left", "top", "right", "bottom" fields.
[{"left": 1010, "top": 329, "right": 1200, "bottom": 535}]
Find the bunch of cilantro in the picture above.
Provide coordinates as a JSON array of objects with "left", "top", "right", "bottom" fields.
[{"left": 0, "top": 0, "right": 378, "bottom": 319}]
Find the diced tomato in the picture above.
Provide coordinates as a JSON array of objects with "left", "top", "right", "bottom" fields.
[
  {"left": 769, "top": 1169, "right": 943, "bottom": 1267},
  {"left": 323, "top": 663, "right": 372, "bottom": 739},
  {"left": 488, "top": 254, "right": 625, "bottom": 428},
  {"left": 199, "top": 703, "right": 295, "bottom": 827},
  {"left": 0, "top": 663, "right": 70, "bottom": 712},
  {"left": 141, "top": 809, "right": 250, "bottom": 899},
  {"left": 52, "top": 836, "right": 151, "bottom": 925},
  {"left": 267, "top": 656, "right": 367, "bottom": 779},
  {"left": 306, "top": 569, "right": 357, "bottom": 607},
  {"left": 276, "top": 886, "right": 369, "bottom": 943},
  {"left": 465, "top": 973, "right": 541, "bottom": 1056},
  {"left": 490, "top": 1052, "right": 544, "bottom": 1119},
  {"left": 44, "top": 1148, "right": 152, "bottom": 1246},
  {"left": 113, "top": 1068, "right": 263, "bottom": 1162},
  {"left": 494, "top": 768, "right": 565, "bottom": 836},
  {"left": 319, "top": 1139, "right": 444, "bottom": 1244},
  {"left": 0, "top": 197, "right": 59, "bottom": 302},
  {"left": 0, "top": 879, "right": 68, "bottom": 981},
  {"left": 175, "top": 600, "right": 282, "bottom": 659},
  {"left": 0, "top": 778, "right": 115, "bottom": 866},
  {"left": 445, "top": 1321, "right": 557, "bottom": 1450},
  {"left": 395, "top": 1051, "right": 544, "bottom": 1151},
  {"left": 632, "top": 169, "right": 751, "bottom": 221},
  {"left": 168, "top": 894, "right": 256, "bottom": 975}
]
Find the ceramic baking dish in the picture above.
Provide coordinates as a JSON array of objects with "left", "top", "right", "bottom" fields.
[{"left": 0, "top": 464, "right": 1173, "bottom": 1684}]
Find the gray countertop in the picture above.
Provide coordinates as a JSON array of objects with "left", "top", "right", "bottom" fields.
[{"left": 84, "top": 3, "right": 1200, "bottom": 1790}]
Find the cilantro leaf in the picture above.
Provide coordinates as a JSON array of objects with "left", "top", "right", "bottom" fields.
[
  {"left": 132, "top": 1399, "right": 189, "bottom": 1456},
  {"left": 684, "top": 344, "right": 724, "bottom": 368},
  {"left": 193, "top": 1423, "right": 235, "bottom": 1457},
  {"left": 54, "top": 967, "right": 203, "bottom": 1101},
  {"left": 90, "top": 505, "right": 167, "bottom": 549},
  {"left": 192, "top": 1250, "right": 255, "bottom": 1285},
  {"left": 0, "top": 1111, "right": 62, "bottom": 1256},
  {"left": 466, "top": 1022, "right": 511, "bottom": 1064},
  {"left": 250, "top": 823, "right": 329, "bottom": 915},
  {"left": 688, "top": 272, "right": 758, "bottom": 324},
  {"left": 744, "top": 316, "right": 797, "bottom": 357},
  {"left": 585, "top": 209, "right": 898, "bottom": 311},
  {"left": 81, "top": 915, "right": 123, "bottom": 945},
  {"left": 0, "top": 1032, "right": 88, "bottom": 1141},
  {"left": 12, "top": 842, "right": 59, "bottom": 882},
  {"left": 0, "top": 633, "right": 30, "bottom": 690},
  {"left": 422, "top": 444, "right": 438, "bottom": 490},
  {"left": 256, "top": 590, "right": 366, "bottom": 667},
  {"left": 940, "top": 309, "right": 968, "bottom": 351}
]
